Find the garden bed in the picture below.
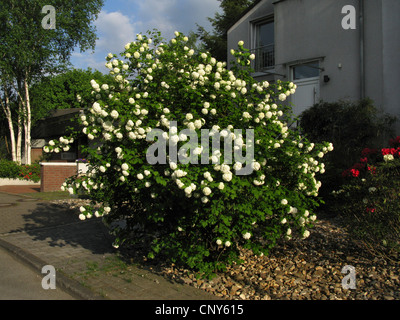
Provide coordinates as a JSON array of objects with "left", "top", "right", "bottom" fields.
[
  {"left": 51, "top": 198, "right": 400, "bottom": 300},
  {"left": 138, "top": 213, "right": 400, "bottom": 300},
  {"left": 0, "top": 160, "right": 41, "bottom": 183}
]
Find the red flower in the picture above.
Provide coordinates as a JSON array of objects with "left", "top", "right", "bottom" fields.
[
  {"left": 382, "top": 147, "right": 399, "bottom": 156},
  {"left": 350, "top": 168, "right": 360, "bottom": 177},
  {"left": 366, "top": 207, "right": 376, "bottom": 213},
  {"left": 367, "top": 166, "right": 377, "bottom": 175}
]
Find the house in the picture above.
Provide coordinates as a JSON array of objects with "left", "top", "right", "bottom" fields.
[
  {"left": 227, "top": 0, "right": 400, "bottom": 134},
  {"left": 31, "top": 108, "right": 88, "bottom": 192},
  {"left": 31, "top": 108, "right": 86, "bottom": 162}
]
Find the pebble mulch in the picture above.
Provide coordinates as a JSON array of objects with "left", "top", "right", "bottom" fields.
[
  {"left": 163, "top": 216, "right": 400, "bottom": 300},
  {"left": 51, "top": 199, "right": 400, "bottom": 300}
]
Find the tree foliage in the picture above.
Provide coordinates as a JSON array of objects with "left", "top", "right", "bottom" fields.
[
  {"left": 0, "top": 0, "right": 103, "bottom": 80},
  {"left": 197, "top": 0, "right": 258, "bottom": 62},
  {"left": 30, "top": 68, "right": 113, "bottom": 124},
  {"left": 0, "top": 0, "right": 104, "bottom": 163}
]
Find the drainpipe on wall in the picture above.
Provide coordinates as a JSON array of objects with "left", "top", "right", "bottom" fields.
[{"left": 359, "top": 0, "right": 365, "bottom": 100}]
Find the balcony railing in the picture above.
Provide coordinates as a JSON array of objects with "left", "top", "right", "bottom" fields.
[{"left": 250, "top": 44, "right": 275, "bottom": 72}]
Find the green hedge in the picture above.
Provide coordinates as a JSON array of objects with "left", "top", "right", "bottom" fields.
[
  {"left": 0, "top": 159, "right": 21, "bottom": 179},
  {"left": 299, "top": 99, "right": 396, "bottom": 200},
  {"left": 0, "top": 160, "right": 40, "bottom": 182}
]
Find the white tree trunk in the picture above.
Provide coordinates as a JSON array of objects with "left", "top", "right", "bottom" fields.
[
  {"left": 16, "top": 101, "right": 23, "bottom": 164},
  {"left": 1, "top": 73, "right": 32, "bottom": 165},
  {"left": 23, "top": 74, "right": 31, "bottom": 165},
  {"left": 0, "top": 91, "right": 18, "bottom": 162}
]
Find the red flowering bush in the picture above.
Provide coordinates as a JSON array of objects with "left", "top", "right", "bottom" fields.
[
  {"left": 18, "top": 164, "right": 41, "bottom": 183},
  {"left": 0, "top": 160, "right": 40, "bottom": 183},
  {"left": 333, "top": 136, "right": 400, "bottom": 256},
  {"left": 341, "top": 142, "right": 400, "bottom": 178}
]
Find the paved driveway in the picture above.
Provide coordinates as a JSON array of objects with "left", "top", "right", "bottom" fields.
[{"left": 0, "top": 246, "right": 74, "bottom": 300}]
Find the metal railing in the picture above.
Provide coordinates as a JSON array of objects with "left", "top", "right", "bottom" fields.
[{"left": 250, "top": 44, "right": 275, "bottom": 72}]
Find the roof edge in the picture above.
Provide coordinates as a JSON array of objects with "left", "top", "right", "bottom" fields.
[
  {"left": 226, "top": 0, "right": 263, "bottom": 34},
  {"left": 227, "top": 0, "right": 288, "bottom": 34}
]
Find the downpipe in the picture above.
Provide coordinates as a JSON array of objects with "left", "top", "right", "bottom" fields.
[{"left": 359, "top": 0, "right": 365, "bottom": 100}]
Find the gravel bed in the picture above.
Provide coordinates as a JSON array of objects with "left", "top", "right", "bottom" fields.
[
  {"left": 51, "top": 198, "right": 94, "bottom": 210},
  {"left": 52, "top": 199, "right": 400, "bottom": 300}
]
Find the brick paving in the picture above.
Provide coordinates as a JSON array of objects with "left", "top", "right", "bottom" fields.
[
  {"left": 0, "top": 185, "right": 40, "bottom": 194},
  {"left": 0, "top": 187, "right": 218, "bottom": 300}
]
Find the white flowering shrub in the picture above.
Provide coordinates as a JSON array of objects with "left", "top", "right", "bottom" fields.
[{"left": 45, "top": 30, "right": 332, "bottom": 276}]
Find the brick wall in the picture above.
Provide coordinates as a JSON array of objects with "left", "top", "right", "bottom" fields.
[{"left": 40, "top": 163, "right": 77, "bottom": 192}]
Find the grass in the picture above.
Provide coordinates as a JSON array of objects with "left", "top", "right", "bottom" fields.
[{"left": 72, "top": 256, "right": 137, "bottom": 286}]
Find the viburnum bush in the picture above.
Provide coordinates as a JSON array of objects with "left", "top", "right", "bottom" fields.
[
  {"left": 333, "top": 136, "right": 400, "bottom": 256},
  {"left": 44, "top": 30, "right": 332, "bottom": 276}
]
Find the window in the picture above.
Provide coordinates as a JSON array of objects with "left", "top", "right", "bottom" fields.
[
  {"left": 252, "top": 20, "right": 274, "bottom": 72},
  {"left": 292, "top": 62, "right": 320, "bottom": 80}
]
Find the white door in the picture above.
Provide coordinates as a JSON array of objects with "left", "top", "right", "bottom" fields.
[
  {"left": 290, "top": 61, "right": 320, "bottom": 117},
  {"left": 291, "top": 77, "right": 319, "bottom": 116}
]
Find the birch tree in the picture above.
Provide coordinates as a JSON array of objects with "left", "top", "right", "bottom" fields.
[
  {"left": 0, "top": 0, "right": 104, "bottom": 164},
  {"left": 0, "top": 76, "right": 22, "bottom": 163}
]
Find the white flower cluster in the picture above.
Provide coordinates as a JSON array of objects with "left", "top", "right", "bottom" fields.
[
  {"left": 276, "top": 82, "right": 297, "bottom": 102},
  {"left": 279, "top": 198, "right": 316, "bottom": 240},
  {"left": 75, "top": 202, "right": 112, "bottom": 221},
  {"left": 43, "top": 137, "right": 74, "bottom": 153},
  {"left": 77, "top": 87, "right": 152, "bottom": 143},
  {"left": 383, "top": 154, "right": 394, "bottom": 162}
]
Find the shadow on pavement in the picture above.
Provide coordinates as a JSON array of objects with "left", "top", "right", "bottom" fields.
[{"left": 9, "top": 201, "right": 115, "bottom": 256}]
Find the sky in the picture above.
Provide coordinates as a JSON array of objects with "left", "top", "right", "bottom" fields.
[{"left": 70, "top": 0, "right": 222, "bottom": 73}]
